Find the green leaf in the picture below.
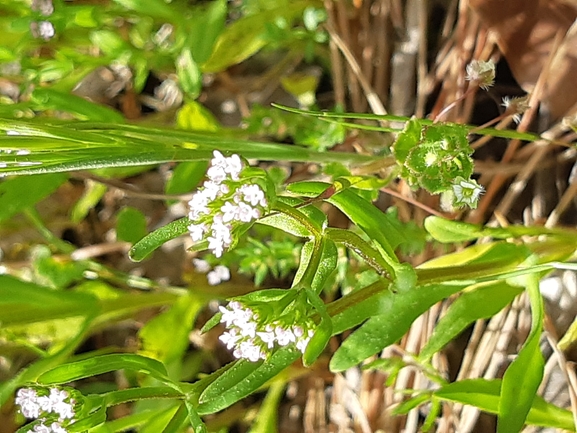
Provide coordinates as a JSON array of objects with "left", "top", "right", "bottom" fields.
[
  {"left": 183, "top": 0, "right": 227, "bottom": 65},
  {"left": 392, "top": 117, "right": 420, "bottom": 163},
  {"left": 198, "top": 359, "right": 262, "bottom": 405},
  {"left": 303, "top": 314, "right": 331, "bottom": 367},
  {"left": 419, "top": 282, "right": 522, "bottom": 361},
  {"left": 31, "top": 88, "right": 125, "bottom": 122},
  {"left": 0, "top": 173, "right": 67, "bottom": 222},
  {"left": 129, "top": 217, "right": 190, "bottom": 262},
  {"left": 498, "top": 272, "right": 545, "bottom": 433},
  {"left": 201, "top": 2, "right": 310, "bottom": 72},
  {"left": 161, "top": 403, "right": 188, "bottom": 433},
  {"left": 176, "top": 101, "right": 220, "bottom": 132},
  {"left": 435, "top": 379, "right": 574, "bottom": 431},
  {"left": 329, "top": 282, "right": 469, "bottom": 372},
  {"left": 259, "top": 198, "right": 325, "bottom": 238},
  {"left": 176, "top": 48, "right": 201, "bottom": 98},
  {"left": 37, "top": 354, "right": 172, "bottom": 385},
  {"left": 0, "top": 120, "right": 374, "bottom": 176},
  {"left": 117, "top": 206, "right": 148, "bottom": 243},
  {"left": 416, "top": 242, "right": 530, "bottom": 284},
  {"left": 90, "top": 29, "right": 130, "bottom": 57},
  {"left": 198, "top": 346, "right": 300, "bottom": 414},
  {"left": 0, "top": 275, "right": 97, "bottom": 326}
]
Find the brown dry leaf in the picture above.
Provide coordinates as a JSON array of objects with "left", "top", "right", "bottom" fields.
[{"left": 469, "top": 0, "right": 577, "bottom": 120}]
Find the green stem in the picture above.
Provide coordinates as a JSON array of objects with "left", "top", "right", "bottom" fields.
[
  {"left": 326, "top": 228, "right": 393, "bottom": 279},
  {"left": 294, "top": 236, "right": 326, "bottom": 294}
]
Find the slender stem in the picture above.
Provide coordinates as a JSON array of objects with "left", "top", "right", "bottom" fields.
[
  {"left": 326, "top": 228, "right": 393, "bottom": 279},
  {"left": 295, "top": 236, "right": 326, "bottom": 294}
]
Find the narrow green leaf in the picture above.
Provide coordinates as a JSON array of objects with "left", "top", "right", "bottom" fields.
[
  {"left": 419, "top": 282, "right": 522, "bottom": 361},
  {"left": 161, "top": 403, "right": 188, "bottom": 433},
  {"left": 198, "top": 347, "right": 300, "bottom": 414},
  {"left": 184, "top": 0, "right": 227, "bottom": 65},
  {"left": 329, "top": 282, "right": 469, "bottom": 372},
  {"left": 0, "top": 120, "right": 375, "bottom": 176},
  {"left": 435, "top": 379, "right": 574, "bottom": 431},
  {"left": 116, "top": 206, "right": 148, "bottom": 243},
  {"left": 0, "top": 275, "right": 97, "bottom": 326},
  {"left": 0, "top": 173, "right": 67, "bottom": 222},
  {"left": 198, "top": 359, "right": 262, "bottom": 404},
  {"left": 37, "top": 354, "right": 172, "bottom": 385},
  {"left": 129, "top": 217, "right": 190, "bottom": 262},
  {"left": 176, "top": 48, "right": 201, "bottom": 98},
  {"left": 498, "top": 272, "right": 545, "bottom": 433},
  {"left": 32, "top": 88, "right": 124, "bottom": 123},
  {"left": 184, "top": 400, "right": 207, "bottom": 433}
]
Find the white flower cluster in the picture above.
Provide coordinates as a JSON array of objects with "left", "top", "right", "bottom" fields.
[
  {"left": 218, "top": 301, "right": 315, "bottom": 362},
  {"left": 188, "top": 151, "right": 268, "bottom": 258},
  {"left": 15, "top": 387, "right": 75, "bottom": 433}
]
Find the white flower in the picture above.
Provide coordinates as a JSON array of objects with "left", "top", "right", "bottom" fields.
[
  {"left": 188, "top": 223, "right": 207, "bottom": 242},
  {"left": 239, "top": 184, "right": 267, "bottom": 207},
  {"left": 275, "top": 326, "right": 296, "bottom": 346},
  {"left": 236, "top": 202, "right": 260, "bottom": 223},
  {"left": 49, "top": 422, "right": 68, "bottom": 433},
  {"left": 35, "top": 21, "right": 55, "bottom": 40},
  {"left": 53, "top": 401, "right": 74, "bottom": 419},
  {"left": 257, "top": 332, "right": 276, "bottom": 349},
  {"left": 224, "top": 154, "right": 243, "bottom": 180},
  {"left": 31, "top": 423, "right": 52, "bottom": 433},
  {"left": 202, "top": 181, "right": 223, "bottom": 201},
  {"left": 207, "top": 165, "right": 227, "bottom": 183},
  {"left": 15, "top": 388, "right": 40, "bottom": 419},
  {"left": 219, "top": 328, "right": 241, "bottom": 349},
  {"left": 192, "top": 258, "right": 211, "bottom": 273},
  {"left": 235, "top": 339, "right": 264, "bottom": 362},
  {"left": 207, "top": 265, "right": 230, "bottom": 285},
  {"left": 221, "top": 201, "right": 240, "bottom": 223}
]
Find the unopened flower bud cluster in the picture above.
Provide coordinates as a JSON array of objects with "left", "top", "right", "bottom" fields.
[
  {"left": 187, "top": 151, "right": 268, "bottom": 258},
  {"left": 15, "top": 387, "right": 75, "bottom": 433},
  {"left": 218, "top": 301, "right": 315, "bottom": 362}
]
